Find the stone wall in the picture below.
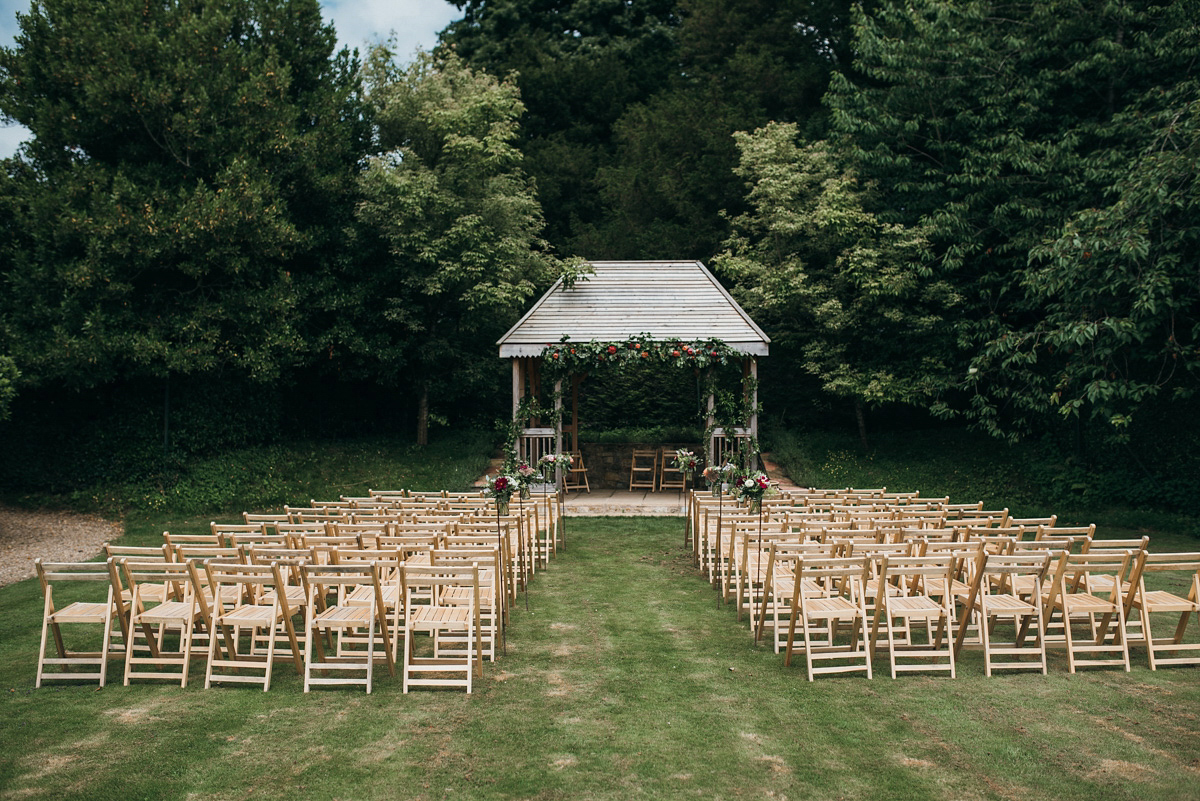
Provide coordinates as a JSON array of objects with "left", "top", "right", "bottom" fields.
[{"left": 577, "top": 442, "right": 702, "bottom": 490}]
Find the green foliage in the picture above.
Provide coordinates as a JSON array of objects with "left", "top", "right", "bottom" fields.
[
  {"left": 978, "top": 79, "right": 1200, "bottom": 434},
  {"left": 0, "top": 353, "right": 16, "bottom": 420},
  {"left": 442, "top": 0, "right": 679, "bottom": 252},
  {"left": 827, "top": 0, "right": 1199, "bottom": 443},
  {"left": 586, "top": 0, "right": 858, "bottom": 258},
  {"left": 2, "top": 429, "right": 493, "bottom": 516},
  {"left": 578, "top": 425, "right": 703, "bottom": 445},
  {"left": 339, "top": 47, "right": 558, "bottom": 413},
  {"left": 717, "top": 125, "right": 958, "bottom": 411},
  {"left": 0, "top": 0, "right": 366, "bottom": 390},
  {"left": 767, "top": 425, "right": 1200, "bottom": 533}
]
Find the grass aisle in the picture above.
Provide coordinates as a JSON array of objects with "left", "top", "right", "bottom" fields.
[{"left": 1, "top": 517, "right": 1198, "bottom": 799}]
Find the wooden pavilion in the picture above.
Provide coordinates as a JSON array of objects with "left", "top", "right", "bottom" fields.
[{"left": 496, "top": 260, "right": 770, "bottom": 471}]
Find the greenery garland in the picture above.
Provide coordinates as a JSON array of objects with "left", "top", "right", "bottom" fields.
[{"left": 538, "top": 334, "right": 742, "bottom": 380}]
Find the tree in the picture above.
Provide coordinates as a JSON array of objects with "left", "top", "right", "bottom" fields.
[
  {"left": 344, "top": 47, "right": 561, "bottom": 444},
  {"left": 717, "top": 123, "right": 958, "bottom": 448},
  {"left": 588, "top": 0, "right": 862, "bottom": 260},
  {"left": 0, "top": 0, "right": 365, "bottom": 397},
  {"left": 825, "top": 0, "right": 1199, "bottom": 441},
  {"left": 441, "top": 0, "right": 679, "bottom": 253},
  {"left": 978, "top": 79, "right": 1200, "bottom": 436}
]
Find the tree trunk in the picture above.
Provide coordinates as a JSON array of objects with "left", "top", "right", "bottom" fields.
[
  {"left": 416, "top": 384, "right": 429, "bottom": 447},
  {"left": 162, "top": 374, "right": 170, "bottom": 459},
  {"left": 854, "top": 398, "right": 869, "bottom": 452}
]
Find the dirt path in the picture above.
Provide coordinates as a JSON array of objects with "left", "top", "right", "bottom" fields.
[{"left": 0, "top": 506, "right": 123, "bottom": 587}]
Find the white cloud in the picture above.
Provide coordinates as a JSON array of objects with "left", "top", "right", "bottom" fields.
[
  {"left": 321, "top": 0, "right": 462, "bottom": 61},
  {"left": 0, "top": 121, "right": 30, "bottom": 157},
  {"left": 0, "top": 0, "right": 463, "bottom": 159}
]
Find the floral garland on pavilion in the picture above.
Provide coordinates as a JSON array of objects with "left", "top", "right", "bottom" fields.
[{"left": 539, "top": 334, "right": 742, "bottom": 379}]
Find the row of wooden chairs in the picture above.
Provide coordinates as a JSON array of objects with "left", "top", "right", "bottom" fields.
[
  {"left": 36, "top": 547, "right": 501, "bottom": 693},
  {"left": 687, "top": 489, "right": 1199, "bottom": 679},
  {"left": 33, "top": 487, "right": 564, "bottom": 693}
]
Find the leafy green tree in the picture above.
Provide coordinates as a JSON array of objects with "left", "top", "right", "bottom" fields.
[
  {"left": 441, "top": 0, "right": 679, "bottom": 253},
  {"left": 717, "top": 123, "right": 958, "bottom": 447},
  {"left": 825, "top": 0, "right": 1198, "bottom": 441},
  {"left": 589, "top": 0, "right": 862, "bottom": 259},
  {"left": 344, "top": 47, "right": 560, "bottom": 444},
  {"left": 0, "top": 0, "right": 365, "bottom": 393},
  {"left": 979, "top": 78, "right": 1200, "bottom": 436}
]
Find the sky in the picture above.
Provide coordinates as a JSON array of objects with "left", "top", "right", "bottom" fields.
[{"left": 0, "top": 0, "right": 464, "bottom": 159}]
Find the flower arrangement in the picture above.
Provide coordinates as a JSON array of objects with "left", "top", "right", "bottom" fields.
[
  {"left": 486, "top": 473, "right": 518, "bottom": 514},
  {"left": 702, "top": 462, "right": 739, "bottom": 497},
  {"left": 737, "top": 471, "right": 774, "bottom": 513},
  {"left": 540, "top": 335, "right": 740, "bottom": 377},
  {"left": 539, "top": 452, "right": 573, "bottom": 482},
  {"left": 515, "top": 462, "right": 539, "bottom": 499},
  {"left": 673, "top": 449, "right": 699, "bottom": 477}
]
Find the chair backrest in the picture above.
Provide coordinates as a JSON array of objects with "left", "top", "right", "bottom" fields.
[
  {"left": 1036, "top": 523, "right": 1096, "bottom": 542},
  {"left": 226, "top": 531, "right": 293, "bottom": 550},
  {"left": 978, "top": 551, "right": 1053, "bottom": 595},
  {"left": 174, "top": 545, "right": 244, "bottom": 565},
  {"left": 794, "top": 555, "right": 872, "bottom": 596},
  {"left": 104, "top": 542, "right": 172, "bottom": 563},
  {"left": 245, "top": 546, "right": 314, "bottom": 566},
  {"left": 36, "top": 558, "right": 116, "bottom": 601},
  {"left": 401, "top": 563, "right": 481, "bottom": 609},
  {"left": 1044, "top": 550, "right": 1133, "bottom": 605},
  {"left": 877, "top": 555, "right": 956, "bottom": 595},
  {"left": 204, "top": 560, "right": 289, "bottom": 610},
  {"left": 1084, "top": 536, "right": 1150, "bottom": 554},
  {"left": 301, "top": 563, "right": 385, "bottom": 598},
  {"left": 1007, "top": 514, "right": 1057, "bottom": 529},
  {"left": 163, "top": 531, "right": 225, "bottom": 550},
  {"left": 210, "top": 522, "right": 267, "bottom": 545},
  {"left": 243, "top": 512, "right": 289, "bottom": 527}
]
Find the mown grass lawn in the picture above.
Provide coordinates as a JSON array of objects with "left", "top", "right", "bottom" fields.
[{"left": 3, "top": 515, "right": 1199, "bottom": 800}]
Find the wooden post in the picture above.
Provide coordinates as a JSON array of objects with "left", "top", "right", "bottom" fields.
[{"left": 748, "top": 357, "right": 759, "bottom": 470}]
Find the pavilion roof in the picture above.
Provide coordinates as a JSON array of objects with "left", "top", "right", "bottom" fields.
[{"left": 497, "top": 261, "right": 770, "bottom": 358}]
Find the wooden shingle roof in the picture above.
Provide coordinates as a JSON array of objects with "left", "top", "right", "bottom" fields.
[{"left": 497, "top": 261, "right": 770, "bottom": 357}]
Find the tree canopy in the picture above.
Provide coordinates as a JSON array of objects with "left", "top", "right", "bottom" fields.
[{"left": 0, "top": 0, "right": 1196, "bottom": 508}]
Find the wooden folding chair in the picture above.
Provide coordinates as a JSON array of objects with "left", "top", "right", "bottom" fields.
[
  {"left": 1125, "top": 551, "right": 1200, "bottom": 670},
  {"left": 301, "top": 564, "right": 395, "bottom": 693},
  {"left": 784, "top": 556, "right": 873, "bottom": 680},
  {"left": 1041, "top": 551, "right": 1134, "bottom": 672},
  {"left": 400, "top": 563, "right": 484, "bottom": 693},
  {"left": 869, "top": 555, "right": 958, "bottom": 678},
  {"left": 955, "top": 552, "right": 1052, "bottom": 675},
  {"left": 564, "top": 450, "right": 590, "bottom": 493},
  {"left": 755, "top": 541, "right": 835, "bottom": 651},
  {"left": 34, "top": 559, "right": 124, "bottom": 687},
  {"left": 657, "top": 448, "right": 686, "bottom": 491},
  {"left": 430, "top": 548, "right": 503, "bottom": 662},
  {"left": 122, "top": 559, "right": 210, "bottom": 687},
  {"left": 103, "top": 543, "right": 173, "bottom": 655},
  {"left": 629, "top": 448, "right": 658, "bottom": 491},
  {"left": 203, "top": 561, "right": 305, "bottom": 690}
]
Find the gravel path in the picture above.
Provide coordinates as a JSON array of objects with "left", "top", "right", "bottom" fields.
[{"left": 0, "top": 506, "right": 123, "bottom": 587}]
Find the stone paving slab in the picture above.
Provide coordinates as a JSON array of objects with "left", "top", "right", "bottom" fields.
[{"left": 561, "top": 489, "right": 685, "bottom": 516}]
